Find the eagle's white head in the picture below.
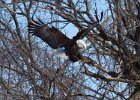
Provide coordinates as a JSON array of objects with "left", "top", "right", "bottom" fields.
[{"left": 76, "top": 39, "right": 87, "bottom": 51}]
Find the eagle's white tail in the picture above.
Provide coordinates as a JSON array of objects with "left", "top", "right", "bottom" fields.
[{"left": 50, "top": 49, "right": 69, "bottom": 59}]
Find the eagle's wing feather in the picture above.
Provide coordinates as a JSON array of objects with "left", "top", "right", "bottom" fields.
[
  {"left": 72, "top": 22, "right": 99, "bottom": 40},
  {"left": 72, "top": 29, "right": 87, "bottom": 40},
  {"left": 28, "top": 20, "right": 70, "bottom": 49}
]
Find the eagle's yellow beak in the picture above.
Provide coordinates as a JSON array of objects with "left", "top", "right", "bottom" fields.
[{"left": 83, "top": 46, "right": 87, "bottom": 51}]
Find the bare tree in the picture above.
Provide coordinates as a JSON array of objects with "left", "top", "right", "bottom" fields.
[{"left": 0, "top": 0, "right": 140, "bottom": 100}]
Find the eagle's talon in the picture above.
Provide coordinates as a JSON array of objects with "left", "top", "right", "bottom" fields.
[{"left": 81, "top": 59, "right": 90, "bottom": 63}]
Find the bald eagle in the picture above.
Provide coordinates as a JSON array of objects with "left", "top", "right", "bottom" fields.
[{"left": 28, "top": 19, "right": 87, "bottom": 62}]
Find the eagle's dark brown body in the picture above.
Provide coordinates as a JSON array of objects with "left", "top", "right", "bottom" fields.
[{"left": 64, "top": 40, "right": 83, "bottom": 62}]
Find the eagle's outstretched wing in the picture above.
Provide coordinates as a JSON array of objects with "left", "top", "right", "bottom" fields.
[
  {"left": 72, "top": 22, "right": 99, "bottom": 40},
  {"left": 28, "top": 19, "right": 70, "bottom": 49}
]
